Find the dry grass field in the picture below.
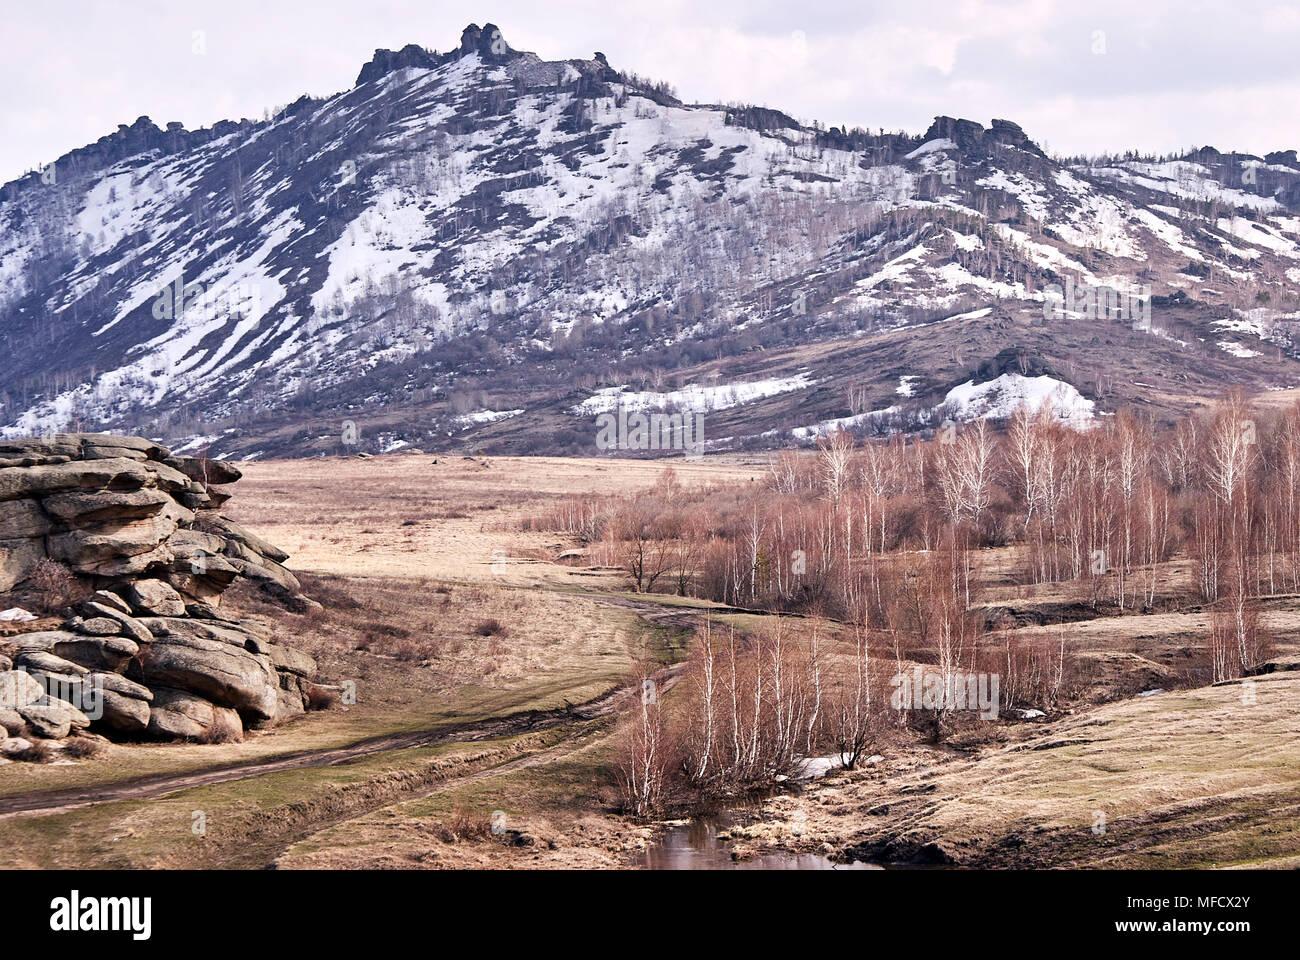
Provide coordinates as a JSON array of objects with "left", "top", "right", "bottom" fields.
[{"left": 2, "top": 450, "right": 1297, "bottom": 869}]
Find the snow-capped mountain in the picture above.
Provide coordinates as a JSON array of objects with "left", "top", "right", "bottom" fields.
[{"left": 4, "top": 23, "right": 1300, "bottom": 459}]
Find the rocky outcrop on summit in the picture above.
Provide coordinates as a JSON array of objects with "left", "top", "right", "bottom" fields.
[
  {"left": 0, "top": 434, "right": 327, "bottom": 752},
  {"left": 355, "top": 22, "right": 519, "bottom": 85}
]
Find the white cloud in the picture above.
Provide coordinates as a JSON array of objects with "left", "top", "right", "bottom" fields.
[{"left": 2, "top": 0, "right": 1297, "bottom": 185}]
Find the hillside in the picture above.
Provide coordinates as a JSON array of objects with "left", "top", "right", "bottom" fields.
[{"left": 4, "top": 23, "right": 1300, "bottom": 459}]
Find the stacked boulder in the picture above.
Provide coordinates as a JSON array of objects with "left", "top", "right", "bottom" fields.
[
  {"left": 0, "top": 434, "right": 323, "bottom": 752},
  {"left": 0, "top": 433, "right": 313, "bottom": 608}
]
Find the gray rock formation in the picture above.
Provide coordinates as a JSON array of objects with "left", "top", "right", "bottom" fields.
[{"left": 0, "top": 434, "right": 322, "bottom": 749}]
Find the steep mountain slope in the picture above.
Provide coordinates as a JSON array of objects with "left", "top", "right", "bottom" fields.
[{"left": 3, "top": 23, "right": 1300, "bottom": 459}]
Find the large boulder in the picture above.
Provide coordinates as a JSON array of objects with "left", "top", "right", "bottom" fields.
[
  {"left": 13, "top": 650, "right": 89, "bottom": 677},
  {"left": 206, "top": 517, "right": 290, "bottom": 564},
  {"left": 96, "top": 691, "right": 152, "bottom": 733},
  {"left": 0, "top": 435, "right": 84, "bottom": 462},
  {"left": 46, "top": 514, "right": 178, "bottom": 576},
  {"left": 0, "top": 737, "right": 33, "bottom": 757},
  {"left": 0, "top": 457, "right": 151, "bottom": 502},
  {"left": 77, "top": 602, "right": 154, "bottom": 645},
  {"left": 123, "top": 579, "right": 186, "bottom": 617},
  {"left": 170, "top": 456, "right": 242, "bottom": 486},
  {"left": 130, "top": 620, "right": 279, "bottom": 722},
  {"left": 147, "top": 687, "right": 243, "bottom": 741},
  {"left": 70, "top": 616, "right": 124, "bottom": 636},
  {"left": 41, "top": 488, "right": 172, "bottom": 526},
  {"left": 84, "top": 672, "right": 154, "bottom": 734},
  {"left": 88, "top": 590, "right": 132, "bottom": 614},
  {"left": 52, "top": 633, "right": 141, "bottom": 672},
  {"left": 246, "top": 636, "right": 317, "bottom": 678},
  {"left": 19, "top": 700, "right": 91, "bottom": 739}
]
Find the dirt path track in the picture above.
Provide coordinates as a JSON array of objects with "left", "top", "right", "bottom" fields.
[{"left": 0, "top": 664, "right": 684, "bottom": 824}]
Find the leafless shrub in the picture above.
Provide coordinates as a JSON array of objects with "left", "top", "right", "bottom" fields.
[
  {"left": 432, "top": 808, "right": 497, "bottom": 843},
  {"left": 200, "top": 711, "right": 244, "bottom": 744},
  {"left": 27, "top": 559, "right": 87, "bottom": 615},
  {"left": 19, "top": 739, "right": 57, "bottom": 763},
  {"left": 64, "top": 737, "right": 107, "bottom": 760},
  {"left": 306, "top": 685, "right": 340, "bottom": 711}
]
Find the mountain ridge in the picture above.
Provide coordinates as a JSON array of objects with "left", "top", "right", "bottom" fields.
[{"left": 3, "top": 23, "right": 1300, "bottom": 459}]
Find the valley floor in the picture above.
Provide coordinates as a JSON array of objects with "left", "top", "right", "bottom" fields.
[{"left": 1, "top": 453, "right": 1297, "bottom": 869}]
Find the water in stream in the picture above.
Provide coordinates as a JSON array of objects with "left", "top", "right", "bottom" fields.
[{"left": 638, "top": 813, "right": 881, "bottom": 870}]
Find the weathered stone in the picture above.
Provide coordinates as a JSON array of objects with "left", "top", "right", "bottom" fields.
[
  {"left": 146, "top": 687, "right": 243, "bottom": 741},
  {"left": 19, "top": 702, "right": 74, "bottom": 738},
  {"left": 72, "top": 616, "right": 123, "bottom": 636},
  {"left": 40, "top": 488, "right": 171, "bottom": 526},
  {"left": 0, "top": 670, "right": 44, "bottom": 709},
  {"left": 37, "top": 695, "right": 91, "bottom": 728},
  {"left": 0, "top": 457, "right": 150, "bottom": 502},
  {"left": 139, "top": 459, "right": 196, "bottom": 494},
  {"left": 0, "top": 434, "right": 318, "bottom": 742},
  {"left": 52, "top": 634, "right": 140, "bottom": 672},
  {"left": 167, "top": 528, "right": 227, "bottom": 555},
  {"left": 274, "top": 685, "right": 306, "bottom": 722},
  {"left": 14, "top": 650, "right": 89, "bottom": 676},
  {"left": 0, "top": 737, "right": 32, "bottom": 757},
  {"left": 0, "top": 499, "right": 51, "bottom": 539},
  {"left": 0, "top": 435, "right": 83, "bottom": 461},
  {"left": 89, "top": 590, "right": 132, "bottom": 614},
  {"left": 0, "top": 536, "right": 46, "bottom": 592},
  {"left": 80, "top": 445, "right": 149, "bottom": 461},
  {"left": 247, "top": 636, "right": 317, "bottom": 678},
  {"left": 76, "top": 434, "right": 171, "bottom": 459},
  {"left": 137, "top": 616, "right": 257, "bottom": 648},
  {"left": 170, "top": 455, "right": 243, "bottom": 486},
  {"left": 79, "top": 543, "right": 175, "bottom": 578},
  {"left": 0, "top": 655, "right": 11, "bottom": 672},
  {"left": 228, "top": 556, "right": 301, "bottom": 602},
  {"left": 202, "top": 487, "right": 233, "bottom": 510},
  {"left": 209, "top": 517, "right": 290, "bottom": 563},
  {"left": 123, "top": 578, "right": 186, "bottom": 617},
  {"left": 90, "top": 672, "right": 153, "bottom": 702},
  {"left": 95, "top": 690, "right": 152, "bottom": 732},
  {"left": 78, "top": 602, "right": 155, "bottom": 645},
  {"left": 130, "top": 623, "right": 279, "bottom": 721},
  {"left": 177, "top": 489, "right": 212, "bottom": 511},
  {"left": 0, "top": 707, "right": 22, "bottom": 731},
  {"left": 47, "top": 514, "right": 178, "bottom": 569},
  {"left": 9, "top": 630, "right": 73, "bottom": 653}
]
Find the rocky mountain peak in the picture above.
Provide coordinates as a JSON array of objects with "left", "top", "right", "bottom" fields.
[
  {"left": 354, "top": 23, "right": 519, "bottom": 86},
  {"left": 355, "top": 42, "right": 439, "bottom": 85},
  {"left": 458, "top": 22, "right": 515, "bottom": 62},
  {"left": 920, "top": 115, "right": 1045, "bottom": 159}
]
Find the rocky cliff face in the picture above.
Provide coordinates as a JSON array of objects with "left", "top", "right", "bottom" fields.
[{"left": 0, "top": 434, "right": 324, "bottom": 755}]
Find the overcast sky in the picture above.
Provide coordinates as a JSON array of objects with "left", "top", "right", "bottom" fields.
[{"left": 4, "top": 0, "right": 1299, "bottom": 184}]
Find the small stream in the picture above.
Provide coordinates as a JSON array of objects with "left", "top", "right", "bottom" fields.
[{"left": 637, "top": 811, "right": 882, "bottom": 870}]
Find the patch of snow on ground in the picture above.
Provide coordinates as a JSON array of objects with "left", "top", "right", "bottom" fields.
[
  {"left": 792, "top": 406, "right": 899, "bottom": 440},
  {"left": 943, "top": 374, "right": 1094, "bottom": 424},
  {"left": 573, "top": 374, "right": 813, "bottom": 415},
  {"left": 454, "top": 409, "right": 525, "bottom": 427},
  {"left": 1218, "top": 341, "right": 1261, "bottom": 358}
]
